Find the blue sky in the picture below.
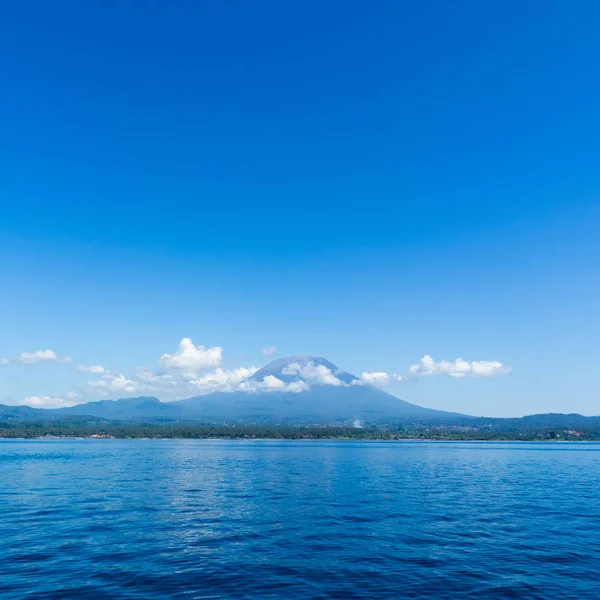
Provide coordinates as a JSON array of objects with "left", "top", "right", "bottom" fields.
[{"left": 1, "top": 1, "right": 599, "bottom": 416}]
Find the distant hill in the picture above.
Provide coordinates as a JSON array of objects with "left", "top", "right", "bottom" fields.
[
  {"left": 52, "top": 396, "right": 178, "bottom": 420},
  {"left": 485, "top": 413, "right": 600, "bottom": 431},
  {"left": 0, "top": 404, "right": 43, "bottom": 419}
]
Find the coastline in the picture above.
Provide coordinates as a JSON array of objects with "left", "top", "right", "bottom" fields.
[{"left": 0, "top": 436, "right": 597, "bottom": 443}]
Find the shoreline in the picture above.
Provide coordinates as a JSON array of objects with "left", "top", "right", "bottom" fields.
[{"left": 0, "top": 436, "right": 597, "bottom": 443}]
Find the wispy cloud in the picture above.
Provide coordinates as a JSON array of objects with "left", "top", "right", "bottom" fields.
[
  {"left": 361, "top": 371, "right": 406, "bottom": 386},
  {"left": 87, "top": 373, "right": 139, "bottom": 394},
  {"left": 77, "top": 364, "right": 106, "bottom": 374},
  {"left": 20, "top": 395, "right": 77, "bottom": 409},
  {"left": 408, "top": 355, "right": 511, "bottom": 378},
  {"left": 1, "top": 349, "right": 72, "bottom": 366},
  {"left": 261, "top": 346, "right": 278, "bottom": 357}
]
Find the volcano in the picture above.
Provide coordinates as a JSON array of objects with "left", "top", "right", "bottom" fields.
[
  {"left": 176, "top": 355, "right": 462, "bottom": 423},
  {"left": 1, "top": 356, "right": 464, "bottom": 424}
]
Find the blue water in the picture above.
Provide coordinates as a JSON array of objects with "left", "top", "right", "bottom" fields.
[{"left": 1, "top": 440, "right": 600, "bottom": 599}]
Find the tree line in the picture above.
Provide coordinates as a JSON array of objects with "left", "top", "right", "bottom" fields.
[{"left": 1, "top": 420, "right": 599, "bottom": 441}]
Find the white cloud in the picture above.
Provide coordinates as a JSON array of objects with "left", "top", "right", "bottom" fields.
[
  {"left": 160, "top": 338, "right": 222, "bottom": 378},
  {"left": 21, "top": 395, "right": 77, "bottom": 409},
  {"left": 8, "top": 341, "right": 340, "bottom": 404},
  {"left": 81, "top": 361, "right": 265, "bottom": 400},
  {"left": 1, "top": 349, "right": 72, "bottom": 365},
  {"left": 21, "top": 349, "right": 72, "bottom": 364},
  {"left": 241, "top": 374, "right": 308, "bottom": 394},
  {"left": 109, "top": 375, "right": 140, "bottom": 392},
  {"left": 188, "top": 367, "right": 309, "bottom": 395},
  {"left": 361, "top": 371, "right": 406, "bottom": 386},
  {"left": 9, "top": 337, "right": 514, "bottom": 408},
  {"left": 261, "top": 375, "right": 286, "bottom": 389},
  {"left": 88, "top": 373, "right": 139, "bottom": 394},
  {"left": 285, "top": 380, "right": 310, "bottom": 393},
  {"left": 408, "top": 355, "right": 511, "bottom": 378},
  {"left": 77, "top": 364, "right": 106, "bottom": 374},
  {"left": 282, "top": 361, "right": 343, "bottom": 386},
  {"left": 189, "top": 366, "right": 259, "bottom": 395}
]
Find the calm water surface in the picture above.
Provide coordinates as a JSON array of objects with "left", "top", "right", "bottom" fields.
[{"left": 1, "top": 440, "right": 600, "bottom": 599}]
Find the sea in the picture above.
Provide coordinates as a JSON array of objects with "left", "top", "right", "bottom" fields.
[{"left": 1, "top": 439, "right": 600, "bottom": 599}]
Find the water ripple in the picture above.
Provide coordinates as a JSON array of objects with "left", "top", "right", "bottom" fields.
[{"left": 1, "top": 440, "right": 600, "bottom": 599}]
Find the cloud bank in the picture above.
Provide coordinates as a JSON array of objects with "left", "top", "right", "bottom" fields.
[{"left": 9, "top": 337, "right": 512, "bottom": 408}]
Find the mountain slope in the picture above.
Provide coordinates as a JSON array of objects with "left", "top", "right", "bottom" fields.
[{"left": 53, "top": 396, "right": 181, "bottom": 419}]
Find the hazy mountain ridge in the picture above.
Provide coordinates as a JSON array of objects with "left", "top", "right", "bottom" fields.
[
  {"left": 1, "top": 356, "right": 597, "bottom": 428},
  {"left": 1, "top": 355, "right": 458, "bottom": 423}
]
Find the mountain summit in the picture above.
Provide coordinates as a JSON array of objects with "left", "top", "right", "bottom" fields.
[{"left": 250, "top": 355, "right": 358, "bottom": 386}]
